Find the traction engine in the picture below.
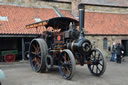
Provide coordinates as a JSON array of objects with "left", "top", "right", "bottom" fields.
[{"left": 26, "top": 8, "right": 106, "bottom": 80}]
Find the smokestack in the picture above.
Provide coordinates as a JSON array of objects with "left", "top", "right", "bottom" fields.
[{"left": 79, "top": 4, "right": 85, "bottom": 32}]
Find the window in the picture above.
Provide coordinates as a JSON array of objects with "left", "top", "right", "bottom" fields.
[
  {"left": 103, "top": 38, "right": 107, "bottom": 49},
  {"left": 0, "top": 16, "right": 8, "bottom": 21}
]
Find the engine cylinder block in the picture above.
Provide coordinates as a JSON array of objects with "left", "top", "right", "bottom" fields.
[{"left": 67, "top": 38, "right": 92, "bottom": 55}]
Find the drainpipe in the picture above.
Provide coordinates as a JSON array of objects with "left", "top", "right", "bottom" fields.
[{"left": 22, "top": 38, "right": 25, "bottom": 62}]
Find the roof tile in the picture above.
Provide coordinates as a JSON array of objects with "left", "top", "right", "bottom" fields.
[
  {"left": 85, "top": 12, "right": 128, "bottom": 34},
  {"left": 0, "top": 5, "right": 128, "bottom": 35}
]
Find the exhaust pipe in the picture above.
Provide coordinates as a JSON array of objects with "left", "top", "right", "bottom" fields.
[
  {"left": 79, "top": 8, "right": 85, "bottom": 32},
  {"left": 79, "top": 4, "right": 85, "bottom": 39}
]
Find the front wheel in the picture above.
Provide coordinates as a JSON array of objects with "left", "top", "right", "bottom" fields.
[
  {"left": 87, "top": 48, "right": 106, "bottom": 76},
  {"left": 58, "top": 49, "right": 76, "bottom": 80},
  {"left": 29, "top": 38, "right": 48, "bottom": 73}
]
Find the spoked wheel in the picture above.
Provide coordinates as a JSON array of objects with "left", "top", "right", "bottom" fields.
[
  {"left": 29, "top": 38, "right": 48, "bottom": 72},
  {"left": 88, "top": 48, "right": 106, "bottom": 76},
  {"left": 58, "top": 49, "right": 76, "bottom": 80}
]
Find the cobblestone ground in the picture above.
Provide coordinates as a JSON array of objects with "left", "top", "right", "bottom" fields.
[{"left": 0, "top": 57, "right": 128, "bottom": 85}]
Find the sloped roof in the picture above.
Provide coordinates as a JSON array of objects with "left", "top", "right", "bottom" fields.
[
  {"left": 85, "top": 12, "right": 128, "bottom": 35},
  {"left": 0, "top": 5, "right": 58, "bottom": 34},
  {"left": 0, "top": 5, "right": 128, "bottom": 35}
]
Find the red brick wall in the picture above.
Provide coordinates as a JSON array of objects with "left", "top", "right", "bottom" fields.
[
  {"left": 85, "top": 12, "right": 128, "bottom": 35},
  {"left": 71, "top": 0, "right": 81, "bottom": 17}
]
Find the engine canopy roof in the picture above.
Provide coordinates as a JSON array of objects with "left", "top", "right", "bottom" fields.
[{"left": 26, "top": 17, "right": 79, "bottom": 32}]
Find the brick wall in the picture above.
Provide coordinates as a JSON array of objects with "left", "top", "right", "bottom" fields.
[
  {"left": 86, "top": 35, "right": 128, "bottom": 57},
  {"left": 0, "top": 0, "right": 71, "bottom": 9},
  {"left": 0, "top": 0, "right": 128, "bottom": 14},
  {"left": 71, "top": 0, "right": 81, "bottom": 17}
]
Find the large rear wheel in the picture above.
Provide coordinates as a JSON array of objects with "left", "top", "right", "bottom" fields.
[
  {"left": 58, "top": 49, "right": 76, "bottom": 80},
  {"left": 87, "top": 48, "right": 106, "bottom": 76},
  {"left": 29, "top": 38, "right": 48, "bottom": 72}
]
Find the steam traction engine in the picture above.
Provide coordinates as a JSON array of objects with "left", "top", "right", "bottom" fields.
[{"left": 26, "top": 9, "right": 106, "bottom": 80}]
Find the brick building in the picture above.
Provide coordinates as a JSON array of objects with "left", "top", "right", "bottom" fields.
[
  {"left": 0, "top": 4, "right": 76, "bottom": 62},
  {"left": 0, "top": 0, "right": 128, "bottom": 61}
]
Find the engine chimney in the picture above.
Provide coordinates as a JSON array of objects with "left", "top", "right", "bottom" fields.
[
  {"left": 79, "top": 8, "right": 85, "bottom": 32},
  {"left": 79, "top": 4, "right": 85, "bottom": 38}
]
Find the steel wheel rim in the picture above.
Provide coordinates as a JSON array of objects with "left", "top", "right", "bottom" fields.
[
  {"left": 29, "top": 40, "right": 42, "bottom": 72},
  {"left": 88, "top": 49, "right": 106, "bottom": 76},
  {"left": 59, "top": 52, "right": 73, "bottom": 79}
]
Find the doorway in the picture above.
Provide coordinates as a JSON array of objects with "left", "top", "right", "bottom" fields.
[{"left": 122, "top": 40, "right": 128, "bottom": 56}]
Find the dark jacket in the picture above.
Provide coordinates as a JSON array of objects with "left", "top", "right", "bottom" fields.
[
  {"left": 116, "top": 44, "right": 122, "bottom": 55},
  {"left": 112, "top": 45, "right": 116, "bottom": 53}
]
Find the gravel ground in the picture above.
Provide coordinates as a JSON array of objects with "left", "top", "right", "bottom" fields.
[{"left": 0, "top": 57, "right": 128, "bottom": 85}]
